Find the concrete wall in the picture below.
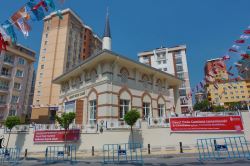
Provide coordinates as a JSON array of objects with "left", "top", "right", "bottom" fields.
[{"left": 1, "top": 112, "right": 250, "bottom": 153}]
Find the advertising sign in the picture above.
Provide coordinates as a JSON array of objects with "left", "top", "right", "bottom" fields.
[
  {"left": 170, "top": 116, "right": 243, "bottom": 132},
  {"left": 34, "top": 129, "right": 80, "bottom": 143}
]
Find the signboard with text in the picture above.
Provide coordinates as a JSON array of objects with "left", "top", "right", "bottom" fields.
[
  {"left": 34, "top": 129, "right": 80, "bottom": 143},
  {"left": 170, "top": 116, "right": 243, "bottom": 132}
]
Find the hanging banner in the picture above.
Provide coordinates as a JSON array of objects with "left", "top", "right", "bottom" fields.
[
  {"left": 170, "top": 116, "right": 243, "bottom": 132},
  {"left": 34, "top": 129, "right": 80, "bottom": 143}
]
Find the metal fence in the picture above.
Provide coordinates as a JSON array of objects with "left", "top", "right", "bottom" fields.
[
  {"left": 45, "top": 145, "right": 77, "bottom": 164},
  {"left": 103, "top": 143, "right": 143, "bottom": 165},
  {"left": 197, "top": 136, "right": 250, "bottom": 161},
  {"left": 0, "top": 147, "right": 20, "bottom": 164}
]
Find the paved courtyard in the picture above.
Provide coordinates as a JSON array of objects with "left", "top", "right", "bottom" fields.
[{"left": 3, "top": 156, "right": 250, "bottom": 166}]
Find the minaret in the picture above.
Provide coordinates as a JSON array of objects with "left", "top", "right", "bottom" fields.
[{"left": 102, "top": 9, "right": 111, "bottom": 50}]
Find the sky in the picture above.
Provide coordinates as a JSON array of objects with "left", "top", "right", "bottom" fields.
[{"left": 1, "top": 0, "right": 250, "bottom": 90}]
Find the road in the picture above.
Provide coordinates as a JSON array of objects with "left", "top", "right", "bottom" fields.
[{"left": 3, "top": 156, "right": 250, "bottom": 166}]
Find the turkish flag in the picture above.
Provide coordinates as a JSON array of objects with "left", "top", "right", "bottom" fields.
[
  {"left": 235, "top": 39, "right": 245, "bottom": 44},
  {"left": 244, "top": 30, "right": 250, "bottom": 34}
]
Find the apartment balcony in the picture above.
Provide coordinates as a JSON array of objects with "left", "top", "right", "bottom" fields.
[
  {"left": 0, "top": 86, "right": 9, "bottom": 94},
  {"left": 3, "top": 59, "right": 14, "bottom": 67},
  {"left": 0, "top": 72, "right": 12, "bottom": 79},
  {"left": 105, "top": 120, "right": 141, "bottom": 130}
]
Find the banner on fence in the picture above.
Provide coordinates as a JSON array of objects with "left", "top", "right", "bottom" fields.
[
  {"left": 170, "top": 116, "right": 243, "bottom": 132},
  {"left": 34, "top": 129, "right": 80, "bottom": 143}
]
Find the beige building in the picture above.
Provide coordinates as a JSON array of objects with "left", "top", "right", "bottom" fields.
[
  {"left": 138, "top": 45, "right": 192, "bottom": 113},
  {"left": 53, "top": 50, "right": 182, "bottom": 126},
  {"left": 31, "top": 9, "right": 102, "bottom": 123},
  {"left": 0, "top": 44, "right": 35, "bottom": 123}
]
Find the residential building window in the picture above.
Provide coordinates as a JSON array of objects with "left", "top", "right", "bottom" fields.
[
  {"left": 38, "top": 82, "right": 42, "bottom": 86},
  {"left": 4, "top": 54, "right": 14, "bottom": 64},
  {"left": 142, "top": 75, "right": 149, "bottom": 88},
  {"left": 45, "top": 33, "right": 48, "bottom": 38},
  {"left": 230, "top": 92, "right": 233, "bottom": 95},
  {"left": 18, "top": 57, "right": 25, "bottom": 65},
  {"left": 225, "top": 97, "right": 228, "bottom": 99},
  {"left": 11, "top": 96, "right": 19, "bottom": 103},
  {"left": 241, "top": 91, "right": 244, "bottom": 93},
  {"left": 89, "top": 100, "right": 97, "bottom": 124},
  {"left": 242, "top": 96, "right": 245, "bottom": 98},
  {"left": 44, "top": 41, "right": 48, "bottom": 45},
  {"left": 64, "top": 101, "right": 75, "bottom": 113},
  {"left": 0, "top": 95, "right": 6, "bottom": 104},
  {"left": 0, "top": 80, "right": 9, "bottom": 90},
  {"left": 176, "top": 65, "right": 183, "bottom": 72},
  {"left": 9, "top": 109, "right": 16, "bottom": 116},
  {"left": 143, "top": 102, "right": 150, "bottom": 120},
  {"left": 14, "top": 82, "right": 21, "bottom": 90},
  {"left": 42, "top": 56, "right": 46, "bottom": 62},
  {"left": 157, "top": 61, "right": 161, "bottom": 65},
  {"left": 240, "top": 86, "right": 243, "bottom": 88},
  {"left": 179, "top": 89, "right": 186, "bottom": 96},
  {"left": 177, "top": 73, "right": 184, "bottom": 79},
  {"left": 42, "top": 48, "right": 46, "bottom": 53},
  {"left": 162, "top": 60, "right": 166, "bottom": 64},
  {"left": 37, "top": 90, "right": 41, "bottom": 96},
  {"left": 1, "top": 67, "right": 11, "bottom": 76},
  {"left": 176, "top": 57, "right": 182, "bottom": 64},
  {"left": 40, "top": 72, "right": 43, "bottom": 78},
  {"left": 158, "top": 104, "right": 165, "bottom": 117},
  {"left": 41, "top": 65, "right": 44, "bottom": 69},
  {"left": 236, "top": 96, "right": 239, "bottom": 99},
  {"left": 16, "top": 70, "right": 24, "bottom": 77},
  {"left": 119, "top": 100, "right": 130, "bottom": 119}
]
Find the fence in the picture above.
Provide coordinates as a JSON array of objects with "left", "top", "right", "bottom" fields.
[
  {"left": 103, "top": 143, "right": 143, "bottom": 165},
  {"left": 45, "top": 145, "right": 77, "bottom": 164},
  {"left": 0, "top": 147, "right": 20, "bottom": 164},
  {"left": 147, "top": 117, "right": 169, "bottom": 128},
  {"left": 197, "top": 136, "right": 250, "bottom": 161}
]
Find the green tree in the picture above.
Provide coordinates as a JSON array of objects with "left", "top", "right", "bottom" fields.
[
  {"left": 124, "top": 109, "right": 140, "bottom": 148},
  {"left": 212, "top": 105, "right": 225, "bottom": 112},
  {"left": 4, "top": 116, "right": 20, "bottom": 148},
  {"left": 55, "top": 112, "right": 76, "bottom": 149},
  {"left": 193, "top": 99, "right": 210, "bottom": 112}
]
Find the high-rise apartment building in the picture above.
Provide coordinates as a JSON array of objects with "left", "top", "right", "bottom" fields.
[
  {"left": 0, "top": 44, "right": 35, "bottom": 123},
  {"left": 138, "top": 45, "right": 192, "bottom": 113},
  {"left": 31, "top": 9, "right": 102, "bottom": 123}
]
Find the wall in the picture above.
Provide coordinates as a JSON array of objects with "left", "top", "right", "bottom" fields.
[{"left": 1, "top": 112, "right": 250, "bottom": 153}]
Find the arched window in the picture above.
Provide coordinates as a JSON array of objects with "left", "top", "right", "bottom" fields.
[
  {"left": 119, "top": 90, "right": 131, "bottom": 119},
  {"left": 120, "top": 68, "right": 129, "bottom": 83}
]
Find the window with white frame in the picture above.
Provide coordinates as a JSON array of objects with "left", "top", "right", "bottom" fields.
[
  {"left": 18, "top": 57, "right": 25, "bottom": 65},
  {"left": 0, "top": 80, "right": 9, "bottom": 90},
  {"left": 158, "top": 104, "right": 165, "bottom": 117},
  {"left": 11, "top": 96, "right": 19, "bottom": 104},
  {"left": 16, "top": 70, "right": 24, "bottom": 77},
  {"left": 14, "top": 82, "right": 21, "bottom": 90},
  {"left": 143, "top": 102, "right": 150, "bottom": 119},
  {"left": 64, "top": 101, "right": 75, "bottom": 113},
  {"left": 9, "top": 109, "right": 16, "bottom": 116},
  {"left": 89, "top": 100, "right": 97, "bottom": 124},
  {"left": 119, "top": 99, "right": 130, "bottom": 119}
]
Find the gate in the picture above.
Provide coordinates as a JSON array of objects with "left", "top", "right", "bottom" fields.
[
  {"left": 45, "top": 145, "right": 77, "bottom": 164},
  {"left": 197, "top": 136, "right": 250, "bottom": 161},
  {"left": 0, "top": 147, "right": 20, "bottom": 164},
  {"left": 103, "top": 143, "right": 143, "bottom": 165}
]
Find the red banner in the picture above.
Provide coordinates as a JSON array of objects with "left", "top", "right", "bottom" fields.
[
  {"left": 34, "top": 129, "right": 80, "bottom": 143},
  {"left": 170, "top": 116, "right": 243, "bottom": 132}
]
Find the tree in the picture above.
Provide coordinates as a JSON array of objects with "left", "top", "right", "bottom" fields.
[
  {"left": 193, "top": 99, "right": 211, "bottom": 112},
  {"left": 4, "top": 116, "right": 20, "bottom": 148},
  {"left": 124, "top": 109, "right": 140, "bottom": 148},
  {"left": 212, "top": 105, "right": 225, "bottom": 112},
  {"left": 55, "top": 112, "right": 76, "bottom": 150}
]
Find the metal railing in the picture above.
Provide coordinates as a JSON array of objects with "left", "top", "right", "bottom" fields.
[
  {"left": 105, "top": 120, "right": 141, "bottom": 130},
  {"left": 33, "top": 124, "right": 81, "bottom": 131},
  {"left": 147, "top": 117, "right": 170, "bottom": 128}
]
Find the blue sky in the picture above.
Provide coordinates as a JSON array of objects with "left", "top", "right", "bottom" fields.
[{"left": 1, "top": 0, "right": 250, "bottom": 90}]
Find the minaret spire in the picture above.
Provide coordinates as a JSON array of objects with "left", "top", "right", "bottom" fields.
[{"left": 102, "top": 7, "right": 112, "bottom": 50}]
